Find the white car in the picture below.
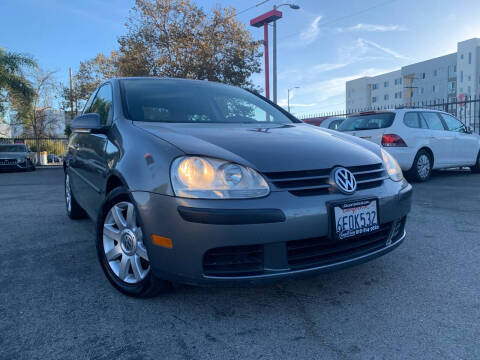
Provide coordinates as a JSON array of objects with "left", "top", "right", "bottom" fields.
[{"left": 337, "top": 109, "right": 480, "bottom": 181}]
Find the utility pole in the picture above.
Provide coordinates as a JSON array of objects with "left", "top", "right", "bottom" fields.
[{"left": 69, "top": 67, "right": 74, "bottom": 120}]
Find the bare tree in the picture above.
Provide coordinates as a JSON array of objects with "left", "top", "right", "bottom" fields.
[{"left": 11, "top": 68, "right": 59, "bottom": 163}]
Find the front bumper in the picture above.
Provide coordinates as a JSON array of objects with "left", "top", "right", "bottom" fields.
[
  {"left": 131, "top": 179, "right": 412, "bottom": 286},
  {"left": 0, "top": 159, "right": 29, "bottom": 171}
]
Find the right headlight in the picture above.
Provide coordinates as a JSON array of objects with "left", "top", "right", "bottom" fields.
[
  {"left": 170, "top": 156, "right": 270, "bottom": 199},
  {"left": 381, "top": 149, "right": 403, "bottom": 182}
]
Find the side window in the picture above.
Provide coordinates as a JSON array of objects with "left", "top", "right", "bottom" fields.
[
  {"left": 439, "top": 113, "right": 466, "bottom": 133},
  {"left": 328, "top": 120, "right": 342, "bottom": 130},
  {"left": 82, "top": 90, "right": 97, "bottom": 114},
  {"left": 421, "top": 112, "right": 445, "bottom": 130},
  {"left": 89, "top": 84, "right": 113, "bottom": 125},
  {"left": 403, "top": 112, "right": 420, "bottom": 128}
]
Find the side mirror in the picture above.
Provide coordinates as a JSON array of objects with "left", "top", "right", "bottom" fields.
[{"left": 71, "top": 113, "right": 108, "bottom": 134}]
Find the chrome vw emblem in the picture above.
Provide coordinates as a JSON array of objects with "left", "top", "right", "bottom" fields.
[{"left": 333, "top": 167, "right": 357, "bottom": 194}]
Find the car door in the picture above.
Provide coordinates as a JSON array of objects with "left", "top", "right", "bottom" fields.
[
  {"left": 438, "top": 112, "right": 479, "bottom": 165},
  {"left": 75, "top": 83, "right": 113, "bottom": 216},
  {"left": 419, "top": 112, "right": 452, "bottom": 167}
]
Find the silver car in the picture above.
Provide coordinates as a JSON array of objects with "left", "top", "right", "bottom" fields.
[
  {"left": 0, "top": 144, "right": 36, "bottom": 171},
  {"left": 65, "top": 78, "right": 412, "bottom": 297}
]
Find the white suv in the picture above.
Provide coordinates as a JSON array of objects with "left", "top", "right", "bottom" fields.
[{"left": 337, "top": 109, "right": 480, "bottom": 181}]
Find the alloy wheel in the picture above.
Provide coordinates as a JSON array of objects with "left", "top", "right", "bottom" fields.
[
  {"left": 103, "top": 201, "right": 150, "bottom": 284},
  {"left": 417, "top": 154, "right": 430, "bottom": 179}
]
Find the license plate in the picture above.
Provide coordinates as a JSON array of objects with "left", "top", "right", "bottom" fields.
[{"left": 333, "top": 199, "right": 379, "bottom": 240}]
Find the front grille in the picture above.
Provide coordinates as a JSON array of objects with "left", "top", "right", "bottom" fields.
[
  {"left": 263, "top": 163, "right": 387, "bottom": 196},
  {"left": 286, "top": 221, "right": 401, "bottom": 271},
  {"left": 0, "top": 158, "right": 17, "bottom": 166},
  {"left": 203, "top": 244, "right": 264, "bottom": 277}
]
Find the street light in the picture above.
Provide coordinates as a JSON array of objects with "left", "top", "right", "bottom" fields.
[
  {"left": 273, "top": 3, "right": 300, "bottom": 104},
  {"left": 287, "top": 86, "right": 299, "bottom": 112}
]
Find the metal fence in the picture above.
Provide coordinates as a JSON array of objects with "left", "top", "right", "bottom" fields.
[
  {"left": 298, "top": 95, "right": 480, "bottom": 134},
  {"left": 0, "top": 137, "right": 68, "bottom": 156}
]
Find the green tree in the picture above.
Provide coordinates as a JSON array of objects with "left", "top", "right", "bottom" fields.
[
  {"left": 64, "top": 0, "right": 262, "bottom": 104},
  {"left": 118, "top": 0, "right": 262, "bottom": 88},
  {"left": 0, "top": 47, "right": 37, "bottom": 114}
]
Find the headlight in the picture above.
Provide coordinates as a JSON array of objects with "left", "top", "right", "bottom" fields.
[
  {"left": 381, "top": 149, "right": 403, "bottom": 182},
  {"left": 17, "top": 156, "right": 25, "bottom": 163},
  {"left": 170, "top": 156, "right": 270, "bottom": 199}
]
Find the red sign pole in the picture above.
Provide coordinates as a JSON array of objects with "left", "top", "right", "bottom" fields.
[
  {"left": 250, "top": 10, "right": 282, "bottom": 101},
  {"left": 264, "top": 22, "right": 270, "bottom": 100}
]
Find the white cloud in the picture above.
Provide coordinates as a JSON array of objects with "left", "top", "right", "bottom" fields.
[
  {"left": 312, "top": 63, "right": 348, "bottom": 72},
  {"left": 337, "top": 23, "right": 407, "bottom": 33},
  {"left": 300, "top": 16, "right": 323, "bottom": 44}
]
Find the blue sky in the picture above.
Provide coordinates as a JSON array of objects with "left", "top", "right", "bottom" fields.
[{"left": 1, "top": 0, "right": 480, "bottom": 115}]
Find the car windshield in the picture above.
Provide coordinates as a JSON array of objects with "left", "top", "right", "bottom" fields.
[
  {"left": 120, "top": 79, "right": 297, "bottom": 124},
  {"left": 0, "top": 145, "right": 26, "bottom": 152},
  {"left": 338, "top": 113, "right": 395, "bottom": 131}
]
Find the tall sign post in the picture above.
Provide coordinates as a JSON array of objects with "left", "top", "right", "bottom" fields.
[{"left": 250, "top": 10, "right": 282, "bottom": 100}]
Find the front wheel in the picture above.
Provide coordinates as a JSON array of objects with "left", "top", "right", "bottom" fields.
[
  {"left": 471, "top": 152, "right": 480, "bottom": 173},
  {"left": 96, "top": 187, "right": 170, "bottom": 297},
  {"left": 408, "top": 150, "right": 432, "bottom": 182}
]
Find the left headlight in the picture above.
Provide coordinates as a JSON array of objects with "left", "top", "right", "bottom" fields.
[
  {"left": 170, "top": 156, "right": 270, "bottom": 199},
  {"left": 381, "top": 149, "right": 403, "bottom": 182}
]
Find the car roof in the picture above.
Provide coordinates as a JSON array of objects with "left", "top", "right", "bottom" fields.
[
  {"left": 348, "top": 108, "right": 449, "bottom": 117},
  {"left": 109, "top": 77, "right": 234, "bottom": 89}
]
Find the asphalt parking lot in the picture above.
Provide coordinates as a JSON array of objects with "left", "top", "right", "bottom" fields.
[{"left": 1, "top": 168, "right": 479, "bottom": 360}]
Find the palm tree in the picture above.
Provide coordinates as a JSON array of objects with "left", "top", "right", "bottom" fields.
[{"left": 0, "top": 47, "right": 37, "bottom": 112}]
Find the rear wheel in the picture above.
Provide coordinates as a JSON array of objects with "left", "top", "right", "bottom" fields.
[
  {"left": 471, "top": 152, "right": 480, "bottom": 173},
  {"left": 408, "top": 150, "right": 432, "bottom": 182},
  {"left": 65, "top": 172, "right": 87, "bottom": 219},
  {"left": 96, "top": 187, "right": 170, "bottom": 297}
]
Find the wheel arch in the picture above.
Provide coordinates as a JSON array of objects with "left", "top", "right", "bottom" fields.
[
  {"left": 105, "top": 172, "right": 128, "bottom": 195},
  {"left": 417, "top": 146, "right": 434, "bottom": 168}
]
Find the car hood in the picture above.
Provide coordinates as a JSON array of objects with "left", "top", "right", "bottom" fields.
[
  {"left": 134, "top": 122, "right": 383, "bottom": 172},
  {"left": 0, "top": 152, "right": 25, "bottom": 159}
]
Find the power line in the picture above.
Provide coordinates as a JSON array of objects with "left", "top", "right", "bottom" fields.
[
  {"left": 279, "top": 0, "right": 397, "bottom": 41},
  {"left": 226, "top": 0, "right": 271, "bottom": 20}
]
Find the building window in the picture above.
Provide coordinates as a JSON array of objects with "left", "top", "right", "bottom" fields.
[
  {"left": 372, "top": 83, "right": 378, "bottom": 90},
  {"left": 433, "top": 69, "right": 438, "bottom": 77},
  {"left": 448, "top": 65, "right": 457, "bottom": 78},
  {"left": 372, "top": 97, "right": 377, "bottom": 103},
  {"left": 384, "top": 81, "right": 389, "bottom": 88},
  {"left": 460, "top": 71, "right": 463, "bottom": 82},
  {"left": 468, "top": 75, "right": 471, "bottom": 81},
  {"left": 422, "top": 72, "right": 425, "bottom": 79},
  {"left": 419, "top": 87, "right": 424, "bottom": 94},
  {"left": 461, "top": 54, "right": 464, "bottom": 60},
  {"left": 468, "top": 52, "right": 472, "bottom": 64},
  {"left": 394, "top": 78, "right": 402, "bottom": 85},
  {"left": 448, "top": 81, "right": 456, "bottom": 94},
  {"left": 384, "top": 94, "right": 389, "bottom": 100},
  {"left": 432, "top": 85, "right": 437, "bottom": 93}
]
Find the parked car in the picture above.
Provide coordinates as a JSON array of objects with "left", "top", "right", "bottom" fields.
[
  {"left": 0, "top": 144, "right": 36, "bottom": 171},
  {"left": 303, "top": 116, "right": 344, "bottom": 130},
  {"left": 47, "top": 154, "right": 60, "bottom": 163},
  {"left": 337, "top": 109, "right": 480, "bottom": 181},
  {"left": 65, "top": 78, "right": 412, "bottom": 297}
]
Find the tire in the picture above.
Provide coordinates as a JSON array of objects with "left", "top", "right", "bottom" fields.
[
  {"left": 471, "top": 152, "right": 480, "bottom": 173},
  {"left": 65, "top": 171, "right": 87, "bottom": 219},
  {"left": 96, "top": 187, "right": 170, "bottom": 297},
  {"left": 408, "top": 150, "right": 432, "bottom": 182}
]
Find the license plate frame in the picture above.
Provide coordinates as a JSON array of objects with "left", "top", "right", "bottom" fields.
[{"left": 328, "top": 198, "right": 380, "bottom": 241}]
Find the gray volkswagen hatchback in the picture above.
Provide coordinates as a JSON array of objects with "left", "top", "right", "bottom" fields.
[{"left": 65, "top": 78, "right": 412, "bottom": 297}]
